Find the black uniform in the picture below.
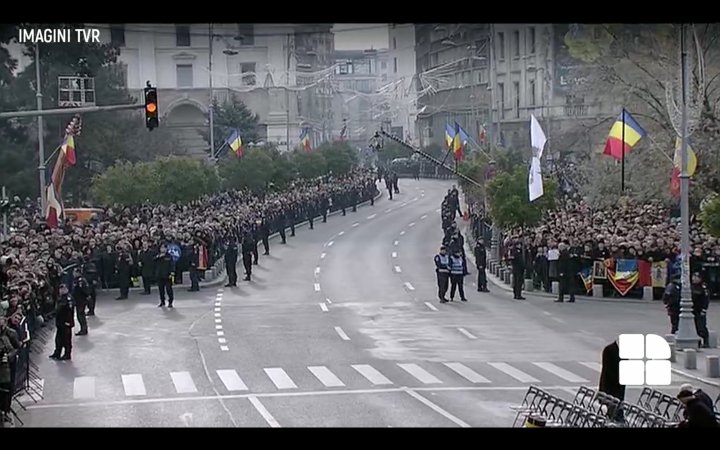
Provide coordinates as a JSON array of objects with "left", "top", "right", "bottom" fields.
[
  {"left": 116, "top": 251, "right": 133, "bottom": 300},
  {"left": 250, "top": 225, "right": 260, "bottom": 264},
  {"left": 289, "top": 206, "right": 297, "bottom": 236},
  {"left": 140, "top": 248, "right": 156, "bottom": 294},
  {"left": 72, "top": 274, "right": 90, "bottom": 335},
  {"left": 434, "top": 252, "right": 451, "bottom": 302},
  {"left": 224, "top": 241, "right": 239, "bottom": 287},
  {"left": 663, "top": 282, "right": 681, "bottom": 334},
  {"left": 277, "top": 211, "right": 287, "bottom": 244},
  {"left": 557, "top": 249, "right": 576, "bottom": 302},
  {"left": 259, "top": 219, "right": 270, "bottom": 255},
  {"left": 188, "top": 245, "right": 200, "bottom": 292},
  {"left": 51, "top": 295, "right": 74, "bottom": 360},
  {"left": 241, "top": 233, "right": 254, "bottom": 281},
  {"left": 83, "top": 257, "right": 99, "bottom": 315},
  {"left": 155, "top": 253, "right": 175, "bottom": 307},
  {"left": 691, "top": 280, "right": 710, "bottom": 348},
  {"left": 474, "top": 242, "right": 488, "bottom": 292},
  {"left": 385, "top": 177, "right": 393, "bottom": 200},
  {"left": 320, "top": 196, "right": 330, "bottom": 223},
  {"left": 509, "top": 246, "right": 525, "bottom": 300}
]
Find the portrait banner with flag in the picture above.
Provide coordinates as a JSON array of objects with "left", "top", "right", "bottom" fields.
[
  {"left": 578, "top": 267, "right": 593, "bottom": 293},
  {"left": 606, "top": 258, "right": 640, "bottom": 296},
  {"left": 602, "top": 109, "right": 646, "bottom": 160},
  {"left": 651, "top": 261, "right": 668, "bottom": 288}
]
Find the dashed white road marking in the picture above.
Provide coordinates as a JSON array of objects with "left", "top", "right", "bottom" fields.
[
  {"left": 435, "top": 208, "right": 441, "bottom": 213},
  {"left": 217, "top": 289, "right": 224, "bottom": 294},
  {"left": 488, "top": 362, "right": 539, "bottom": 383},
  {"left": 533, "top": 362, "right": 588, "bottom": 383},
  {"left": 334, "top": 326, "right": 350, "bottom": 341},
  {"left": 580, "top": 362, "right": 602, "bottom": 372},
  {"left": 421, "top": 215, "right": 427, "bottom": 219},
  {"left": 398, "top": 363, "right": 442, "bottom": 384},
  {"left": 264, "top": 368, "right": 297, "bottom": 389},
  {"left": 327, "top": 241, "right": 334, "bottom": 247},
  {"left": 217, "top": 370, "right": 248, "bottom": 391},
  {"left": 218, "top": 338, "right": 227, "bottom": 344},
  {"left": 367, "top": 214, "right": 376, "bottom": 219},
  {"left": 443, "top": 363, "right": 490, "bottom": 383},
  {"left": 338, "top": 231, "right": 345, "bottom": 236},
  {"left": 424, "top": 302, "right": 438, "bottom": 311},
  {"left": 457, "top": 328, "right": 477, "bottom": 340},
  {"left": 400, "top": 231, "right": 405, "bottom": 236},
  {"left": 325, "top": 298, "right": 332, "bottom": 304},
  {"left": 400, "top": 202, "right": 408, "bottom": 207},
  {"left": 404, "top": 282, "right": 415, "bottom": 291},
  {"left": 121, "top": 374, "right": 146, "bottom": 397},
  {"left": 394, "top": 240, "right": 399, "bottom": 246},
  {"left": 408, "top": 222, "right": 415, "bottom": 227},
  {"left": 320, "top": 303, "right": 329, "bottom": 312},
  {"left": 552, "top": 316, "right": 567, "bottom": 324},
  {"left": 392, "top": 252, "right": 397, "bottom": 258},
  {"left": 170, "top": 372, "right": 198, "bottom": 394},
  {"left": 542, "top": 311, "right": 552, "bottom": 316},
  {"left": 214, "top": 307, "right": 221, "bottom": 312},
  {"left": 385, "top": 209, "right": 392, "bottom": 213},
  {"left": 404, "top": 389, "right": 471, "bottom": 428},
  {"left": 352, "top": 222, "right": 360, "bottom": 227},
  {"left": 215, "top": 325, "right": 223, "bottom": 330},
  {"left": 320, "top": 253, "right": 326, "bottom": 259},
  {"left": 220, "top": 346, "right": 229, "bottom": 352},
  {"left": 314, "top": 267, "right": 320, "bottom": 276},
  {"left": 308, "top": 366, "right": 345, "bottom": 387},
  {"left": 394, "top": 266, "right": 402, "bottom": 273},
  {"left": 249, "top": 395, "right": 281, "bottom": 428},
  {"left": 217, "top": 331, "right": 224, "bottom": 336},
  {"left": 214, "top": 313, "right": 221, "bottom": 317},
  {"left": 314, "top": 283, "right": 321, "bottom": 292},
  {"left": 214, "top": 319, "right": 222, "bottom": 324},
  {"left": 411, "top": 197, "right": 418, "bottom": 201},
  {"left": 352, "top": 364, "right": 393, "bottom": 385}
]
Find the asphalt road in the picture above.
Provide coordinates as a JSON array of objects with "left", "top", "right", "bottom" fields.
[{"left": 18, "top": 179, "right": 716, "bottom": 427}]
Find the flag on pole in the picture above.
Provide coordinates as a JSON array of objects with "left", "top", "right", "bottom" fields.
[
  {"left": 444, "top": 123, "right": 455, "bottom": 149},
  {"left": 61, "top": 135, "right": 76, "bottom": 166},
  {"left": 452, "top": 122, "right": 464, "bottom": 161},
  {"left": 528, "top": 114, "right": 547, "bottom": 202},
  {"left": 602, "top": 109, "right": 646, "bottom": 160},
  {"left": 226, "top": 130, "right": 243, "bottom": 157},
  {"left": 479, "top": 124, "right": 487, "bottom": 143},
  {"left": 670, "top": 135, "right": 697, "bottom": 198},
  {"left": 300, "top": 128, "right": 312, "bottom": 152}
]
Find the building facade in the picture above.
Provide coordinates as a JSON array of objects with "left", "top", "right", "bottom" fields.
[{"left": 387, "top": 24, "right": 418, "bottom": 145}]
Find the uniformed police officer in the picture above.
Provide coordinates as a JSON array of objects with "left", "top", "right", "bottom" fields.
[
  {"left": 277, "top": 209, "right": 288, "bottom": 244},
  {"left": 71, "top": 267, "right": 90, "bottom": 336},
  {"left": 434, "top": 246, "right": 451, "bottom": 303},
  {"left": 155, "top": 244, "right": 175, "bottom": 308},
  {"left": 509, "top": 241, "right": 526, "bottom": 300},
  {"left": 663, "top": 281, "right": 681, "bottom": 334},
  {"left": 241, "top": 231, "right": 254, "bottom": 281},
  {"left": 83, "top": 252, "right": 99, "bottom": 316},
  {"left": 224, "top": 238, "right": 239, "bottom": 287},
  {"left": 320, "top": 195, "right": 330, "bottom": 223},
  {"left": 448, "top": 249, "right": 468, "bottom": 302},
  {"left": 474, "top": 238, "right": 489, "bottom": 292},
  {"left": 258, "top": 217, "right": 270, "bottom": 255},
  {"left": 691, "top": 272, "right": 710, "bottom": 348},
  {"left": 50, "top": 283, "right": 74, "bottom": 360}
]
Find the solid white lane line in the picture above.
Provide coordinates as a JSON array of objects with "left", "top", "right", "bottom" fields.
[
  {"left": 424, "top": 302, "right": 438, "bottom": 311},
  {"left": 403, "top": 389, "right": 471, "bottom": 428},
  {"left": 367, "top": 214, "right": 376, "bottom": 219},
  {"left": 264, "top": 368, "right": 297, "bottom": 389},
  {"left": 249, "top": 395, "right": 281, "bottom": 428},
  {"left": 338, "top": 231, "right": 345, "bottom": 236},
  {"left": 314, "top": 283, "right": 321, "bottom": 292},
  {"left": 443, "top": 363, "right": 490, "bottom": 383},
  {"left": 217, "top": 331, "right": 224, "bottom": 336},
  {"left": 352, "top": 223, "right": 360, "bottom": 227},
  {"left": 488, "top": 363, "right": 539, "bottom": 383},
  {"left": 320, "top": 303, "right": 328, "bottom": 312},
  {"left": 421, "top": 215, "right": 427, "bottom": 219},
  {"left": 394, "top": 240, "right": 399, "bottom": 246},
  {"left": 398, "top": 363, "right": 443, "bottom": 384},
  {"left": 580, "top": 362, "right": 603, "bottom": 372},
  {"left": 334, "top": 326, "right": 350, "bottom": 341},
  {"left": 409, "top": 222, "right": 415, "bottom": 227},
  {"left": 533, "top": 362, "right": 589, "bottom": 383},
  {"left": 392, "top": 252, "right": 397, "bottom": 258},
  {"left": 218, "top": 338, "right": 227, "bottom": 344},
  {"left": 457, "top": 328, "right": 478, "bottom": 340},
  {"left": 73, "top": 377, "right": 96, "bottom": 400},
  {"left": 170, "top": 372, "right": 198, "bottom": 394},
  {"left": 320, "top": 253, "right": 326, "bottom": 259},
  {"left": 327, "top": 241, "right": 334, "bottom": 247},
  {"left": 308, "top": 366, "right": 345, "bottom": 387},
  {"left": 394, "top": 266, "right": 402, "bottom": 273},
  {"left": 352, "top": 364, "right": 393, "bottom": 385},
  {"left": 217, "top": 369, "right": 248, "bottom": 391},
  {"left": 220, "top": 346, "right": 229, "bottom": 352},
  {"left": 404, "top": 282, "right": 415, "bottom": 291},
  {"left": 121, "top": 374, "right": 146, "bottom": 397}
]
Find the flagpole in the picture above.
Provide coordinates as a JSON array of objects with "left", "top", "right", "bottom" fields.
[
  {"left": 675, "top": 23, "right": 699, "bottom": 350},
  {"left": 621, "top": 108, "right": 626, "bottom": 192}
]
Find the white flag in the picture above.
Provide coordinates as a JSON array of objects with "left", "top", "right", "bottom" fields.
[
  {"left": 530, "top": 114, "right": 547, "bottom": 158},
  {"left": 529, "top": 156, "right": 544, "bottom": 202}
]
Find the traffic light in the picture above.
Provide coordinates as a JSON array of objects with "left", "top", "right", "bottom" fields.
[{"left": 144, "top": 86, "right": 159, "bottom": 130}]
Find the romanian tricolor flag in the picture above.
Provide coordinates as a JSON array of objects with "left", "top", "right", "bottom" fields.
[
  {"left": 602, "top": 109, "right": 646, "bottom": 160},
  {"left": 226, "top": 130, "right": 243, "bottom": 157},
  {"left": 62, "top": 135, "right": 76, "bottom": 166},
  {"left": 606, "top": 258, "right": 640, "bottom": 296},
  {"left": 670, "top": 136, "right": 698, "bottom": 198},
  {"left": 300, "top": 128, "right": 312, "bottom": 152},
  {"left": 452, "top": 122, "right": 465, "bottom": 161},
  {"left": 578, "top": 267, "right": 593, "bottom": 293},
  {"left": 444, "top": 123, "right": 455, "bottom": 148},
  {"left": 45, "top": 150, "right": 67, "bottom": 229}
]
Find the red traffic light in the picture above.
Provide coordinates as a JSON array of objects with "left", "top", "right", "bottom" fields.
[{"left": 146, "top": 103, "right": 157, "bottom": 113}]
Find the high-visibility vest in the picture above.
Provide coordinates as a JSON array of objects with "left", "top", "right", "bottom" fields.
[
  {"left": 434, "top": 254, "right": 450, "bottom": 273},
  {"left": 449, "top": 255, "right": 465, "bottom": 275}
]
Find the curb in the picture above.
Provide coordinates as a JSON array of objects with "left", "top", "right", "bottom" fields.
[{"left": 671, "top": 367, "right": 720, "bottom": 389}]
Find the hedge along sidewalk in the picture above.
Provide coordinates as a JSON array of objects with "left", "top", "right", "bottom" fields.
[{"left": 116, "top": 190, "right": 385, "bottom": 292}]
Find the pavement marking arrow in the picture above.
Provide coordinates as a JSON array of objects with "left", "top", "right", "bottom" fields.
[
  {"left": 319, "top": 303, "right": 329, "bottom": 312},
  {"left": 424, "top": 302, "right": 438, "bottom": 311}
]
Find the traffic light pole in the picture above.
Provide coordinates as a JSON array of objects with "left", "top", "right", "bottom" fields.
[{"left": 0, "top": 103, "right": 146, "bottom": 119}]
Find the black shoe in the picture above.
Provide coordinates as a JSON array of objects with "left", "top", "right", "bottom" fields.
[
  {"left": 244, "top": 277, "right": 251, "bottom": 281},
  {"left": 158, "top": 302, "right": 165, "bottom": 307},
  {"left": 440, "top": 299, "right": 448, "bottom": 303},
  {"left": 253, "top": 261, "right": 258, "bottom": 265},
  {"left": 86, "top": 312, "right": 95, "bottom": 316},
  {"left": 477, "top": 288, "right": 482, "bottom": 292},
  {"left": 75, "top": 330, "right": 88, "bottom": 336},
  {"left": 59, "top": 355, "right": 71, "bottom": 361},
  {"left": 49, "top": 353, "right": 60, "bottom": 360},
  {"left": 554, "top": 299, "right": 563, "bottom": 303},
  {"left": 517, "top": 297, "right": 526, "bottom": 300},
  {"left": 168, "top": 303, "right": 174, "bottom": 308},
  {"left": 263, "top": 252, "right": 269, "bottom": 255},
  {"left": 568, "top": 299, "right": 575, "bottom": 303},
  {"left": 224, "top": 284, "right": 233, "bottom": 287},
  {"left": 115, "top": 296, "right": 127, "bottom": 300}
]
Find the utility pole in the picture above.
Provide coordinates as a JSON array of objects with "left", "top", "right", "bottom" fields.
[
  {"left": 35, "top": 43, "right": 47, "bottom": 213},
  {"left": 1, "top": 186, "right": 7, "bottom": 240},
  {"left": 675, "top": 23, "right": 699, "bottom": 350},
  {"left": 208, "top": 23, "right": 215, "bottom": 159},
  {"left": 286, "top": 33, "right": 291, "bottom": 152}
]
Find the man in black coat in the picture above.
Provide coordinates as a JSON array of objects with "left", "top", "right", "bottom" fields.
[
  {"left": 306, "top": 201, "right": 316, "bottom": 230},
  {"left": 83, "top": 251, "right": 99, "bottom": 315},
  {"left": 50, "top": 284, "right": 74, "bottom": 360},
  {"left": 691, "top": 272, "right": 710, "bottom": 348},
  {"left": 677, "top": 386, "right": 719, "bottom": 428},
  {"left": 385, "top": 176, "right": 393, "bottom": 200},
  {"left": 320, "top": 195, "right": 330, "bottom": 223},
  {"left": 155, "top": 244, "right": 175, "bottom": 308},
  {"left": 509, "top": 242, "right": 526, "bottom": 300},
  {"left": 71, "top": 267, "right": 90, "bottom": 336},
  {"left": 241, "top": 231, "right": 254, "bottom": 281},
  {"left": 258, "top": 217, "right": 270, "bottom": 255},
  {"left": 224, "top": 238, "right": 239, "bottom": 287},
  {"left": 474, "top": 238, "right": 489, "bottom": 292},
  {"left": 599, "top": 340, "right": 625, "bottom": 421},
  {"left": 115, "top": 246, "right": 133, "bottom": 300},
  {"left": 276, "top": 210, "right": 287, "bottom": 244},
  {"left": 187, "top": 244, "right": 200, "bottom": 292},
  {"left": 139, "top": 242, "right": 156, "bottom": 295},
  {"left": 556, "top": 242, "right": 576, "bottom": 303}
]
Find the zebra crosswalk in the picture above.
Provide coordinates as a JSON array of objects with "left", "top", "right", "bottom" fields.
[{"left": 36, "top": 360, "right": 606, "bottom": 404}]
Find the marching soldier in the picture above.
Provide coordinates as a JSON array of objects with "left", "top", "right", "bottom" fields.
[
  {"left": 50, "top": 283, "right": 74, "bottom": 360},
  {"left": 434, "top": 246, "right": 451, "bottom": 303}
]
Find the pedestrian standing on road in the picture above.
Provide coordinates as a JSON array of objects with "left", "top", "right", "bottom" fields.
[
  {"left": 71, "top": 267, "right": 89, "bottom": 336},
  {"left": 599, "top": 339, "right": 625, "bottom": 421},
  {"left": 187, "top": 243, "right": 200, "bottom": 292},
  {"left": 83, "top": 251, "right": 99, "bottom": 315},
  {"left": 50, "top": 283, "right": 74, "bottom": 360},
  {"left": 139, "top": 242, "right": 156, "bottom": 295},
  {"left": 663, "top": 281, "right": 681, "bottom": 334},
  {"left": 691, "top": 272, "right": 710, "bottom": 348},
  {"left": 224, "top": 238, "right": 238, "bottom": 288},
  {"left": 259, "top": 217, "right": 270, "bottom": 255},
  {"left": 241, "top": 231, "right": 254, "bottom": 282},
  {"left": 448, "top": 249, "right": 468, "bottom": 302},
  {"left": 474, "top": 238, "right": 489, "bottom": 292},
  {"left": 434, "top": 246, "right": 451, "bottom": 303},
  {"left": 385, "top": 176, "right": 393, "bottom": 200},
  {"left": 392, "top": 171, "right": 399, "bottom": 194},
  {"left": 155, "top": 244, "right": 175, "bottom": 308},
  {"left": 556, "top": 242, "right": 575, "bottom": 303},
  {"left": 115, "top": 245, "right": 133, "bottom": 301},
  {"left": 509, "top": 241, "right": 526, "bottom": 300}
]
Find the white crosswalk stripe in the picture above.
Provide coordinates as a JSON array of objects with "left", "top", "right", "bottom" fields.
[
  {"left": 73, "top": 376, "right": 96, "bottom": 399},
  {"left": 488, "top": 362, "right": 539, "bottom": 383},
  {"left": 216, "top": 369, "right": 248, "bottom": 391},
  {"left": 121, "top": 374, "right": 146, "bottom": 396},
  {"left": 264, "top": 368, "right": 297, "bottom": 389},
  {"left": 352, "top": 364, "right": 393, "bottom": 385},
  {"left": 308, "top": 366, "right": 345, "bottom": 387},
  {"left": 398, "top": 363, "right": 442, "bottom": 384},
  {"left": 170, "top": 371, "right": 198, "bottom": 394},
  {"left": 443, "top": 363, "right": 490, "bottom": 383},
  {"left": 533, "top": 362, "right": 588, "bottom": 383}
]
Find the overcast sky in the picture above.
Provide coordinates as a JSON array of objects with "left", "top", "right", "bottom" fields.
[{"left": 332, "top": 24, "right": 389, "bottom": 50}]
